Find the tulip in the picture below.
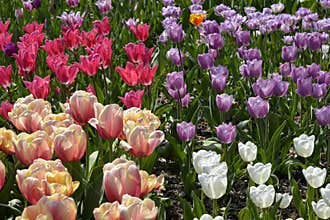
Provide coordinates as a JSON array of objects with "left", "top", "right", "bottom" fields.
[
  {"left": 271, "top": 74, "right": 289, "bottom": 97},
  {"left": 279, "top": 62, "right": 292, "bottom": 77},
  {"left": 207, "top": 33, "right": 224, "bottom": 50},
  {"left": 130, "top": 23, "right": 150, "bottom": 41},
  {"left": 86, "top": 84, "right": 96, "bottom": 96},
  {"left": 139, "top": 64, "right": 158, "bottom": 86},
  {"left": 308, "top": 33, "right": 322, "bottom": 51},
  {"left": 0, "top": 20, "right": 10, "bottom": 33},
  {"left": 314, "top": 106, "right": 330, "bottom": 126},
  {"left": 197, "top": 53, "right": 215, "bottom": 70},
  {"left": 123, "top": 108, "right": 161, "bottom": 133},
  {"left": 119, "top": 90, "right": 144, "bottom": 108},
  {"left": 192, "top": 150, "right": 221, "bottom": 174},
  {"left": 320, "top": 184, "right": 330, "bottom": 206},
  {"left": 58, "top": 11, "right": 84, "bottom": 30},
  {"left": 62, "top": 28, "right": 81, "bottom": 50},
  {"left": 14, "top": 130, "right": 54, "bottom": 166},
  {"left": 293, "top": 134, "right": 315, "bottom": 158},
  {"left": 166, "top": 71, "right": 187, "bottom": 100},
  {"left": 15, "top": 8, "right": 24, "bottom": 18},
  {"left": 0, "top": 101, "right": 13, "bottom": 121},
  {"left": 16, "top": 159, "right": 79, "bottom": 204},
  {"left": 62, "top": 90, "right": 98, "bottom": 124},
  {"left": 0, "top": 65, "right": 12, "bottom": 90},
  {"left": 198, "top": 173, "right": 227, "bottom": 199},
  {"left": 123, "top": 43, "right": 153, "bottom": 65},
  {"left": 211, "top": 73, "right": 227, "bottom": 91},
  {"left": 240, "top": 59, "right": 263, "bottom": 78},
  {"left": 41, "top": 39, "right": 65, "bottom": 56},
  {"left": 78, "top": 54, "right": 101, "bottom": 76},
  {"left": 41, "top": 113, "right": 74, "bottom": 135},
  {"left": 93, "top": 16, "right": 111, "bottom": 35},
  {"left": 303, "top": 166, "right": 327, "bottom": 188},
  {"left": 89, "top": 103, "right": 123, "bottom": 139},
  {"left": 189, "top": 12, "right": 206, "bottom": 26},
  {"left": 238, "top": 141, "right": 257, "bottom": 162},
  {"left": 103, "top": 158, "right": 164, "bottom": 202},
  {"left": 166, "top": 48, "right": 184, "bottom": 66},
  {"left": 16, "top": 194, "right": 77, "bottom": 220},
  {"left": 116, "top": 62, "right": 142, "bottom": 86},
  {"left": 247, "top": 96, "right": 269, "bottom": 119},
  {"left": 53, "top": 124, "right": 87, "bottom": 162},
  {"left": 24, "top": 75, "right": 51, "bottom": 99},
  {"left": 216, "top": 94, "right": 233, "bottom": 112},
  {"left": 247, "top": 163, "right": 272, "bottom": 185},
  {"left": 66, "top": 0, "right": 79, "bottom": 7},
  {"left": 194, "top": 214, "right": 224, "bottom": 220},
  {"left": 276, "top": 193, "right": 293, "bottom": 209},
  {"left": 93, "top": 201, "right": 120, "bottom": 220},
  {"left": 215, "top": 122, "right": 236, "bottom": 144},
  {"left": 312, "top": 83, "right": 327, "bottom": 98},
  {"left": 167, "top": 23, "right": 185, "bottom": 43},
  {"left": 0, "top": 159, "right": 5, "bottom": 191},
  {"left": 252, "top": 78, "right": 276, "bottom": 98},
  {"left": 53, "top": 62, "right": 79, "bottom": 86},
  {"left": 312, "top": 200, "right": 330, "bottom": 219},
  {"left": 95, "top": 0, "right": 112, "bottom": 14},
  {"left": 250, "top": 184, "right": 275, "bottom": 208},
  {"left": 282, "top": 45, "right": 297, "bottom": 62},
  {"left": 176, "top": 121, "right": 196, "bottom": 142},
  {"left": 13, "top": 44, "right": 37, "bottom": 77},
  {"left": 9, "top": 95, "right": 52, "bottom": 133},
  {"left": 3, "top": 42, "right": 17, "bottom": 56},
  {"left": 296, "top": 77, "right": 313, "bottom": 97},
  {"left": 22, "top": 22, "right": 43, "bottom": 34},
  {"left": 235, "top": 30, "right": 250, "bottom": 46},
  {"left": 92, "top": 38, "right": 112, "bottom": 69},
  {"left": 0, "top": 127, "right": 16, "bottom": 155}
]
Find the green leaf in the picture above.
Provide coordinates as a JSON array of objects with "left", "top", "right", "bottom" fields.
[
  {"left": 267, "top": 120, "right": 287, "bottom": 162},
  {"left": 239, "top": 207, "right": 250, "bottom": 220},
  {"left": 140, "top": 150, "right": 158, "bottom": 173},
  {"left": 191, "top": 191, "right": 206, "bottom": 218},
  {"left": 87, "top": 151, "right": 99, "bottom": 180},
  {"left": 291, "top": 178, "right": 306, "bottom": 218},
  {"left": 178, "top": 197, "right": 193, "bottom": 220}
]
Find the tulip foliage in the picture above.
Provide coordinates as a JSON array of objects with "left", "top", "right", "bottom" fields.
[{"left": 0, "top": 0, "right": 329, "bottom": 219}]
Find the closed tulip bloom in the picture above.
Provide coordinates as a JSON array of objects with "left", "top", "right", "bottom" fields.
[
  {"left": 314, "top": 106, "right": 330, "bottom": 126},
  {"left": 93, "top": 202, "right": 120, "bottom": 220},
  {"left": 0, "top": 127, "right": 16, "bottom": 154},
  {"left": 247, "top": 96, "right": 269, "bottom": 119},
  {"left": 192, "top": 150, "right": 221, "bottom": 174},
  {"left": 252, "top": 78, "right": 276, "bottom": 98},
  {"left": 0, "top": 65, "right": 12, "bottom": 90},
  {"left": 78, "top": 54, "right": 101, "bottom": 76},
  {"left": 238, "top": 141, "right": 257, "bottom": 162},
  {"left": 41, "top": 113, "right": 74, "bottom": 135},
  {"left": 66, "top": 0, "right": 79, "bottom": 7},
  {"left": 16, "top": 194, "right": 77, "bottom": 220},
  {"left": 312, "top": 200, "right": 330, "bottom": 219},
  {"left": 293, "top": 134, "right": 315, "bottom": 158},
  {"left": 207, "top": 33, "right": 224, "bottom": 49},
  {"left": 198, "top": 173, "right": 227, "bottom": 199},
  {"left": 211, "top": 73, "right": 227, "bottom": 91},
  {"left": 303, "top": 166, "right": 327, "bottom": 188},
  {"left": 235, "top": 30, "right": 250, "bottom": 46},
  {"left": 276, "top": 193, "right": 293, "bottom": 209},
  {"left": 130, "top": 24, "right": 150, "bottom": 42},
  {"left": 216, "top": 94, "right": 233, "bottom": 112},
  {"left": 0, "top": 101, "right": 13, "bottom": 121},
  {"left": 312, "top": 83, "right": 327, "bottom": 98},
  {"left": 176, "top": 121, "right": 195, "bottom": 142},
  {"left": 16, "top": 159, "right": 79, "bottom": 204},
  {"left": 166, "top": 71, "right": 187, "bottom": 99},
  {"left": 250, "top": 184, "right": 275, "bottom": 208},
  {"left": 215, "top": 122, "right": 236, "bottom": 144},
  {"left": 53, "top": 124, "right": 87, "bottom": 162},
  {"left": 194, "top": 214, "right": 224, "bottom": 220},
  {"left": 247, "top": 163, "right": 272, "bottom": 185},
  {"left": 282, "top": 45, "right": 297, "bottom": 62},
  {"left": 239, "top": 59, "right": 262, "bottom": 78},
  {"left": 167, "top": 23, "right": 185, "bottom": 43},
  {"left": 197, "top": 53, "right": 215, "bottom": 70},
  {"left": 95, "top": 0, "right": 112, "bottom": 14},
  {"left": 62, "top": 90, "right": 98, "bottom": 125},
  {"left": 119, "top": 90, "right": 144, "bottom": 109},
  {"left": 296, "top": 77, "right": 313, "bottom": 97},
  {"left": 320, "top": 184, "right": 330, "bottom": 206},
  {"left": 0, "top": 160, "right": 5, "bottom": 191},
  {"left": 166, "top": 48, "right": 184, "bottom": 66},
  {"left": 121, "top": 195, "right": 158, "bottom": 220},
  {"left": 24, "top": 75, "right": 51, "bottom": 99}
]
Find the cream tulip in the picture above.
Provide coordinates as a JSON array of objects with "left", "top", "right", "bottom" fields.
[
  {"left": 293, "top": 134, "right": 315, "bottom": 158},
  {"left": 247, "top": 162, "right": 272, "bottom": 185},
  {"left": 276, "top": 193, "right": 293, "bottom": 209},
  {"left": 250, "top": 184, "right": 275, "bottom": 208},
  {"left": 198, "top": 173, "right": 227, "bottom": 199},
  {"left": 320, "top": 184, "right": 330, "bottom": 206},
  {"left": 238, "top": 141, "right": 257, "bottom": 162},
  {"left": 312, "top": 199, "right": 330, "bottom": 219},
  {"left": 192, "top": 150, "right": 221, "bottom": 174},
  {"left": 302, "top": 166, "right": 327, "bottom": 188}
]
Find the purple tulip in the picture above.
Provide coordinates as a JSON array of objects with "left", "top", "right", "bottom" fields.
[
  {"left": 291, "top": 66, "right": 308, "bottom": 83},
  {"left": 279, "top": 62, "right": 293, "bottom": 77},
  {"left": 294, "top": 33, "right": 308, "bottom": 49},
  {"left": 320, "top": 0, "right": 330, "bottom": 9},
  {"left": 31, "top": 0, "right": 41, "bottom": 9},
  {"left": 159, "top": 31, "right": 168, "bottom": 44},
  {"left": 200, "top": 20, "right": 220, "bottom": 35},
  {"left": 208, "top": 49, "right": 218, "bottom": 59},
  {"left": 271, "top": 3, "right": 284, "bottom": 13},
  {"left": 15, "top": 8, "right": 24, "bottom": 18},
  {"left": 314, "top": 105, "right": 330, "bottom": 126},
  {"left": 235, "top": 31, "right": 250, "bottom": 46},
  {"left": 296, "top": 77, "right": 313, "bottom": 97},
  {"left": 210, "top": 65, "right": 229, "bottom": 78},
  {"left": 238, "top": 48, "right": 262, "bottom": 61},
  {"left": 66, "top": 0, "right": 79, "bottom": 7},
  {"left": 215, "top": 122, "right": 236, "bottom": 144},
  {"left": 216, "top": 94, "right": 233, "bottom": 112},
  {"left": 307, "top": 63, "right": 321, "bottom": 79},
  {"left": 312, "top": 83, "right": 327, "bottom": 98},
  {"left": 308, "top": 33, "right": 322, "bottom": 51},
  {"left": 282, "top": 46, "right": 297, "bottom": 62},
  {"left": 162, "top": 17, "right": 178, "bottom": 28},
  {"left": 271, "top": 74, "right": 289, "bottom": 97},
  {"left": 252, "top": 78, "right": 276, "bottom": 98},
  {"left": 207, "top": 33, "right": 224, "bottom": 50},
  {"left": 197, "top": 53, "right": 214, "bottom": 70},
  {"left": 162, "top": 6, "right": 182, "bottom": 17},
  {"left": 181, "top": 93, "right": 191, "bottom": 107},
  {"left": 166, "top": 71, "right": 187, "bottom": 99},
  {"left": 166, "top": 48, "right": 184, "bottom": 66},
  {"left": 211, "top": 74, "right": 227, "bottom": 91},
  {"left": 3, "top": 42, "right": 17, "bottom": 57},
  {"left": 247, "top": 96, "right": 270, "bottom": 119},
  {"left": 191, "top": 0, "right": 204, "bottom": 4},
  {"left": 189, "top": 4, "right": 203, "bottom": 13},
  {"left": 240, "top": 59, "right": 263, "bottom": 78},
  {"left": 162, "top": 0, "right": 175, "bottom": 6},
  {"left": 167, "top": 23, "right": 185, "bottom": 43},
  {"left": 176, "top": 121, "right": 196, "bottom": 142}
]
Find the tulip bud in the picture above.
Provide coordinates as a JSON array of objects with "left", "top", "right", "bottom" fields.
[
  {"left": 167, "top": 23, "right": 185, "bottom": 43},
  {"left": 250, "top": 184, "right": 275, "bottom": 208},
  {"left": 192, "top": 150, "right": 221, "bottom": 174},
  {"left": 303, "top": 166, "right": 327, "bottom": 188},
  {"left": 238, "top": 141, "right": 257, "bottom": 162},
  {"left": 216, "top": 94, "right": 233, "bottom": 112},
  {"left": 194, "top": 214, "right": 224, "bottom": 220},
  {"left": 320, "top": 184, "right": 330, "bottom": 206},
  {"left": 247, "top": 162, "right": 272, "bottom": 185},
  {"left": 0, "top": 160, "right": 5, "bottom": 191},
  {"left": 24, "top": 75, "right": 51, "bottom": 99},
  {"left": 198, "top": 173, "right": 227, "bottom": 199},
  {"left": 293, "top": 134, "right": 315, "bottom": 158},
  {"left": 0, "top": 65, "right": 12, "bottom": 90},
  {"left": 312, "top": 199, "right": 330, "bottom": 219},
  {"left": 314, "top": 105, "right": 330, "bottom": 126},
  {"left": 215, "top": 122, "right": 236, "bottom": 144},
  {"left": 0, "top": 127, "right": 16, "bottom": 155},
  {"left": 247, "top": 96, "right": 269, "bottom": 119},
  {"left": 119, "top": 90, "right": 144, "bottom": 109},
  {"left": 276, "top": 193, "right": 293, "bottom": 209},
  {"left": 176, "top": 121, "right": 196, "bottom": 142},
  {"left": 197, "top": 53, "right": 215, "bottom": 70}
]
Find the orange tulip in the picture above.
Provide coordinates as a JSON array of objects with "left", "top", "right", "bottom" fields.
[
  {"left": 189, "top": 13, "right": 206, "bottom": 26},
  {"left": 0, "top": 127, "right": 16, "bottom": 154},
  {"left": 16, "top": 194, "right": 77, "bottom": 220},
  {"left": 16, "top": 159, "right": 79, "bottom": 204},
  {"left": 0, "top": 159, "right": 5, "bottom": 191}
]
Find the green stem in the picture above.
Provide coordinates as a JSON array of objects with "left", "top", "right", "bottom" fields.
[
  {"left": 213, "top": 199, "right": 218, "bottom": 216},
  {"left": 108, "top": 139, "right": 113, "bottom": 162},
  {"left": 307, "top": 186, "right": 315, "bottom": 219},
  {"left": 263, "top": 208, "right": 269, "bottom": 220}
]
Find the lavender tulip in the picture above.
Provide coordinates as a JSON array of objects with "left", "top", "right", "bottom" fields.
[
  {"left": 215, "top": 123, "right": 236, "bottom": 144},
  {"left": 252, "top": 78, "right": 276, "bottom": 98},
  {"left": 211, "top": 74, "right": 227, "bottom": 91},
  {"left": 210, "top": 65, "right": 229, "bottom": 78},
  {"left": 314, "top": 106, "right": 330, "bottom": 126},
  {"left": 176, "top": 121, "right": 196, "bottom": 142},
  {"left": 66, "top": 0, "right": 79, "bottom": 7},
  {"left": 307, "top": 63, "right": 321, "bottom": 79},
  {"left": 279, "top": 62, "right": 293, "bottom": 77},
  {"left": 240, "top": 59, "right": 263, "bottom": 78},
  {"left": 207, "top": 33, "right": 224, "bottom": 50},
  {"left": 294, "top": 33, "right": 308, "bottom": 49},
  {"left": 312, "top": 83, "right": 327, "bottom": 99},
  {"left": 296, "top": 77, "right": 313, "bottom": 97},
  {"left": 162, "top": 6, "right": 182, "bottom": 17},
  {"left": 292, "top": 66, "right": 308, "bottom": 83},
  {"left": 162, "top": 0, "right": 174, "bottom": 6},
  {"left": 247, "top": 97, "right": 270, "bottom": 119},
  {"left": 166, "top": 71, "right": 187, "bottom": 99},
  {"left": 200, "top": 20, "right": 220, "bottom": 35},
  {"left": 235, "top": 31, "right": 250, "bottom": 46},
  {"left": 308, "top": 33, "right": 322, "bottom": 51},
  {"left": 166, "top": 48, "right": 184, "bottom": 66},
  {"left": 238, "top": 48, "right": 262, "bottom": 61},
  {"left": 320, "top": 0, "right": 330, "bottom": 9},
  {"left": 197, "top": 53, "right": 214, "bottom": 70},
  {"left": 216, "top": 94, "right": 233, "bottom": 112},
  {"left": 271, "top": 74, "right": 289, "bottom": 96},
  {"left": 282, "top": 46, "right": 297, "bottom": 62},
  {"left": 167, "top": 23, "right": 185, "bottom": 43}
]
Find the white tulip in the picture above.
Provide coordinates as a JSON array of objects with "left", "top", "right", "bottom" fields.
[
  {"left": 250, "top": 184, "right": 275, "bottom": 208},
  {"left": 320, "top": 184, "right": 330, "bottom": 206},
  {"left": 285, "top": 218, "right": 304, "bottom": 220},
  {"left": 238, "top": 141, "right": 257, "bottom": 162},
  {"left": 247, "top": 162, "right": 272, "bottom": 185},
  {"left": 202, "top": 162, "right": 228, "bottom": 175},
  {"left": 302, "top": 166, "right": 327, "bottom": 188},
  {"left": 193, "top": 214, "right": 224, "bottom": 220},
  {"left": 198, "top": 173, "right": 227, "bottom": 199},
  {"left": 293, "top": 134, "right": 315, "bottom": 158},
  {"left": 312, "top": 199, "right": 330, "bottom": 219},
  {"left": 276, "top": 193, "right": 293, "bottom": 209},
  {"left": 193, "top": 150, "right": 221, "bottom": 174}
]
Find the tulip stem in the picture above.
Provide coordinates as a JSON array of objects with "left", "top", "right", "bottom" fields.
[
  {"left": 102, "top": 67, "right": 109, "bottom": 99},
  {"left": 93, "top": 76, "right": 98, "bottom": 98},
  {"left": 327, "top": 130, "right": 330, "bottom": 169},
  {"left": 262, "top": 208, "right": 269, "bottom": 220},
  {"left": 212, "top": 199, "right": 218, "bottom": 216},
  {"left": 108, "top": 139, "right": 113, "bottom": 162},
  {"left": 307, "top": 186, "right": 315, "bottom": 219}
]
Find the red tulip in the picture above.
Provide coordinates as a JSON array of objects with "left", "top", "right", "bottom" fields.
[
  {"left": 115, "top": 62, "right": 142, "bottom": 86},
  {"left": 0, "top": 159, "right": 5, "bottom": 191},
  {"left": 93, "top": 16, "right": 110, "bottom": 35},
  {"left": 0, "top": 101, "right": 13, "bottom": 121},
  {"left": 129, "top": 24, "right": 150, "bottom": 42},
  {"left": 41, "top": 38, "right": 65, "bottom": 55},
  {"left": 119, "top": 89, "right": 144, "bottom": 108},
  {"left": 86, "top": 84, "right": 96, "bottom": 96},
  {"left": 140, "top": 64, "right": 158, "bottom": 86},
  {"left": 23, "top": 22, "right": 44, "bottom": 34},
  {"left": 0, "top": 65, "right": 12, "bottom": 90},
  {"left": 89, "top": 38, "right": 112, "bottom": 69},
  {"left": 0, "top": 19, "right": 10, "bottom": 33},
  {"left": 24, "top": 75, "right": 51, "bottom": 99},
  {"left": 78, "top": 54, "right": 101, "bottom": 76},
  {"left": 54, "top": 63, "right": 79, "bottom": 85},
  {"left": 19, "top": 31, "right": 45, "bottom": 47},
  {"left": 13, "top": 44, "right": 38, "bottom": 77},
  {"left": 123, "top": 42, "right": 154, "bottom": 64},
  {"left": 0, "top": 32, "right": 13, "bottom": 50},
  {"left": 63, "top": 28, "right": 81, "bottom": 50},
  {"left": 80, "top": 29, "right": 98, "bottom": 48},
  {"left": 46, "top": 54, "right": 69, "bottom": 72}
]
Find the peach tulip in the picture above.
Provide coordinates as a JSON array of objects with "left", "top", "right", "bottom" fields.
[
  {"left": 89, "top": 103, "right": 123, "bottom": 139},
  {"left": 9, "top": 95, "right": 52, "bottom": 133},
  {"left": 41, "top": 113, "right": 74, "bottom": 135},
  {"left": 0, "top": 127, "right": 16, "bottom": 154},
  {"left": 53, "top": 124, "right": 87, "bottom": 162},
  {"left": 93, "top": 201, "right": 120, "bottom": 220},
  {"left": 61, "top": 90, "right": 97, "bottom": 124},
  {"left": 14, "top": 130, "right": 54, "bottom": 166},
  {"left": 16, "top": 194, "right": 77, "bottom": 220},
  {"left": 103, "top": 158, "right": 163, "bottom": 202},
  {"left": 16, "top": 159, "right": 79, "bottom": 204},
  {"left": 0, "top": 159, "right": 5, "bottom": 191}
]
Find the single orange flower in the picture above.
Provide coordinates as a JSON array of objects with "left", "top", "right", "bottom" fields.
[{"left": 190, "top": 13, "right": 206, "bottom": 26}]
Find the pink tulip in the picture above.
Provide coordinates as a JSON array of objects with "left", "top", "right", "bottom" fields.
[
  {"left": 86, "top": 84, "right": 96, "bottom": 96},
  {"left": 90, "top": 37, "right": 112, "bottom": 69},
  {"left": 63, "top": 28, "right": 81, "bottom": 50},
  {"left": 23, "top": 22, "right": 44, "bottom": 34},
  {"left": 24, "top": 75, "right": 51, "bottom": 99},
  {"left": 53, "top": 124, "right": 87, "bottom": 162},
  {"left": 16, "top": 159, "right": 80, "bottom": 204},
  {"left": 0, "top": 127, "right": 16, "bottom": 154},
  {"left": 0, "top": 65, "right": 12, "bottom": 90},
  {"left": 0, "top": 159, "right": 5, "bottom": 191},
  {"left": 41, "top": 113, "right": 74, "bottom": 135},
  {"left": 89, "top": 103, "right": 123, "bottom": 139},
  {"left": 0, "top": 20, "right": 10, "bottom": 33},
  {"left": 93, "top": 16, "right": 111, "bottom": 35},
  {"left": 13, "top": 44, "right": 37, "bottom": 77},
  {"left": 41, "top": 38, "right": 65, "bottom": 55},
  {"left": 119, "top": 89, "right": 144, "bottom": 108},
  {"left": 129, "top": 24, "right": 150, "bottom": 42},
  {"left": 0, "top": 101, "right": 13, "bottom": 121},
  {"left": 78, "top": 53, "right": 101, "bottom": 76},
  {"left": 16, "top": 194, "right": 77, "bottom": 220}
]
